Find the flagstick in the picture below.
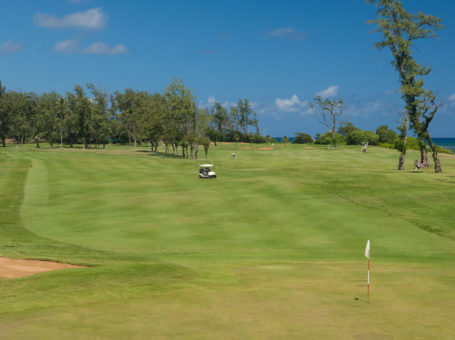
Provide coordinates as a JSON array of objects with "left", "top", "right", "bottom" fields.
[
  {"left": 364, "top": 240, "right": 371, "bottom": 304},
  {"left": 367, "top": 258, "right": 370, "bottom": 304}
]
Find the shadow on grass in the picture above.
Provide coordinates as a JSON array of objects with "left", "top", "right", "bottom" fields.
[
  {"left": 135, "top": 150, "right": 185, "bottom": 159},
  {"left": 434, "top": 179, "right": 455, "bottom": 185},
  {"left": 408, "top": 170, "right": 425, "bottom": 173}
]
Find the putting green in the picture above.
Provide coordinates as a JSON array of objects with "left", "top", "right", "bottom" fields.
[{"left": 0, "top": 143, "right": 454, "bottom": 339}]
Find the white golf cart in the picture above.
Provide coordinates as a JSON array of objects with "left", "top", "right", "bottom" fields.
[{"left": 199, "top": 164, "right": 216, "bottom": 179}]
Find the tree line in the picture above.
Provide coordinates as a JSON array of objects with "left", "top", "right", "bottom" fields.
[{"left": 0, "top": 79, "right": 266, "bottom": 158}]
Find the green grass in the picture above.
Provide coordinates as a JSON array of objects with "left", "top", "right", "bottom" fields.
[{"left": 0, "top": 143, "right": 454, "bottom": 339}]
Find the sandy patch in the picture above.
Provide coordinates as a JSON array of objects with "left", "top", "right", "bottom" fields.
[
  {"left": 241, "top": 147, "right": 253, "bottom": 149},
  {"left": 258, "top": 147, "right": 274, "bottom": 150},
  {"left": 0, "top": 257, "right": 84, "bottom": 278}
]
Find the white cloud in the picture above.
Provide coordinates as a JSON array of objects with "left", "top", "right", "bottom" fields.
[
  {"left": 84, "top": 42, "right": 129, "bottom": 55},
  {"left": 316, "top": 85, "right": 338, "bottom": 98},
  {"left": 448, "top": 93, "right": 455, "bottom": 102},
  {"left": 267, "top": 27, "right": 307, "bottom": 40},
  {"left": 53, "top": 39, "right": 79, "bottom": 53},
  {"left": 344, "top": 101, "right": 382, "bottom": 118},
  {"left": 305, "top": 106, "right": 316, "bottom": 115},
  {"left": 0, "top": 41, "right": 23, "bottom": 55},
  {"left": 207, "top": 95, "right": 216, "bottom": 105},
  {"left": 34, "top": 8, "right": 107, "bottom": 30},
  {"left": 222, "top": 101, "right": 237, "bottom": 109},
  {"left": 275, "top": 94, "right": 308, "bottom": 112},
  {"left": 53, "top": 40, "right": 129, "bottom": 55},
  {"left": 250, "top": 101, "right": 259, "bottom": 109}
]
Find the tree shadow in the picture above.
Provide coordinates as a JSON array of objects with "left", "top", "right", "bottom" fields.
[
  {"left": 434, "top": 179, "right": 455, "bottom": 185},
  {"left": 136, "top": 150, "right": 185, "bottom": 159}
]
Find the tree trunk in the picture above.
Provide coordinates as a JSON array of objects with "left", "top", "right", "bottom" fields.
[
  {"left": 60, "top": 119, "right": 64, "bottom": 149},
  {"left": 181, "top": 144, "right": 185, "bottom": 158},
  {"left": 419, "top": 141, "right": 430, "bottom": 167},
  {"left": 1, "top": 135, "right": 5, "bottom": 147},
  {"left": 397, "top": 113, "right": 409, "bottom": 170},
  {"left": 398, "top": 134, "right": 408, "bottom": 170},
  {"left": 190, "top": 143, "right": 194, "bottom": 159},
  {"left": 154, "top": 140, "right": 158, "bottom": 152},
  {"left": 35, "top": 137, "right": 40, "bottom": 148},
  {"left": 185, "top": 145, "right": 189, "bottom": 159},
  {"left": 426, "top": 135, "right": 442, "bottom": 173},
  {"left": 331, "top": 130, "right": 337, "bottom": 148},
  {"left": 195, "top": 144, "right": 199, "bottom": 159}
]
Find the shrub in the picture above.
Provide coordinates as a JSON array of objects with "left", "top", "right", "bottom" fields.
[
  {"left": 395, "top": 136, "right": 419, "bottom": 151},
  {"left": 338, "top": 121, "right": 358, "bottom": 137},
  {"left": 292, "top": 133, "right": 314, "bottom": 144},
  {"left": 265, "top": 135, "right": 278, "bottom": 143},
  {"left": 436, "top": 145, "right": 453, "bottom": 154},
  {"left": 347, "top": 130, "right": 379, "bottom": 145},
  {"left": 315, "top": 132, "right": 346, "bottom": 145},
  {"left": 376, "top": 125, "right": 398, "bottom": 144},
  {"left": 252, "top": 134, "right": 267, "bottom": 143},
  {"left": 379, "top": 143, "right": 395, "bottom": 149}
]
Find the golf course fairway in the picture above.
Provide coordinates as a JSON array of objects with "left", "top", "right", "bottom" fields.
[{"left": 0, "top": 143, "right": 454, "bottom": 339}]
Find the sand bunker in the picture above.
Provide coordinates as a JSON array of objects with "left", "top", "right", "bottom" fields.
[
  {"left": 258, "top": 147, "right": 274, "bottom": 150},
  {"left": 241, "top": 147, "right": 253, "bottom": 149},
  {"left": 0, "top": 257, "right": 83, "bottom": 278}
]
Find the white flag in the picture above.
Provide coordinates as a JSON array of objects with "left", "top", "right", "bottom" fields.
[{"left": 364, "top": 240, "right": 370, "bottom": 259}]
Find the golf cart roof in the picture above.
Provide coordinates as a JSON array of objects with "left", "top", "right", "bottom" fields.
[{"left": 200, "top": 164, "right": 214, "bottom": 167}]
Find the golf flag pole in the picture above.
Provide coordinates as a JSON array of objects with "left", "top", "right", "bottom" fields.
[{"left": 364, "top": 240, "right": 370, "bottom": 303}]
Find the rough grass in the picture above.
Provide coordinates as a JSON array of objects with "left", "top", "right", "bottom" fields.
[{"left": 0, "top": 143, "right": 454, "bottom": 339}]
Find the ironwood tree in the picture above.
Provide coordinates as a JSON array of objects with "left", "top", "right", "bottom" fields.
[
  {"left": 368, "top": 0, "right": 444, "bottom": 172},
  {"left": 310, "top": 96, "right": 343, "bottom": 148}
]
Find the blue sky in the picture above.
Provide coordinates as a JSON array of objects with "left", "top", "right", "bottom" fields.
[{"left": 1, "top": 0, "right": 454, "bottom": 137}]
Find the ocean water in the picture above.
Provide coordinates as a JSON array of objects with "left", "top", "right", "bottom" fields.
[{"left": 433, "top": 138, "right": 455, "bottom": 153}]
